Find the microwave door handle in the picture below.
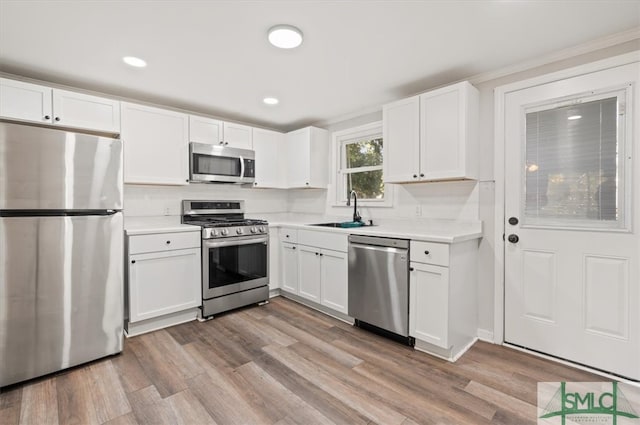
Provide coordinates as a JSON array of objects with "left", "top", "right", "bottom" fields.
[{"left": 239, "top": 155, "right": 245, "bottom": 180}]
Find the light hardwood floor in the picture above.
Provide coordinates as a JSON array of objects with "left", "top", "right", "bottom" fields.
[{"left": 0, "top": 296, "right": 601, "bottom": 425}]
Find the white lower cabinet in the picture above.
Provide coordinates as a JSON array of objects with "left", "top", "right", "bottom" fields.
[
  {"left": 279, "top": 229, "right": 348, "bottom": 315},
  {"left": 126, "top": 230, "right": 201, "bottom": 336},
  {"left": 409, "top": 262, "right": 450, "bottom": 348},
  {"left": 298, "top": 246, "right": 322, "bottom": 302},
  {"left": 319, "top": 249, "right": 348, "bottom": 314},
  {"left": 281, "top": 242, "right": 299, "bottom": 294},
  {"left": 409, "top": 239, "right": 478, "bottom": 361}
]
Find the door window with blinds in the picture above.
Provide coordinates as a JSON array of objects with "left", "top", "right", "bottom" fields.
[{"left": 522, "top": 88, "right": 630, "bottom": 230}]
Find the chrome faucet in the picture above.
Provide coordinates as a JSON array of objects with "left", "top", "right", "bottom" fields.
[{"left": 346, "top": 190, "right": 362, "bottom": 223}]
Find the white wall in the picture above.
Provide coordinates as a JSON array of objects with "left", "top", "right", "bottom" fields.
[{"left": 124, "top": 184, "right": 288, "bottom": 217}]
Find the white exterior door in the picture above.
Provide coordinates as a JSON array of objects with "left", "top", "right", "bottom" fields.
[{"left": 504, "top": 62, "right": 640, "bottom": 380}]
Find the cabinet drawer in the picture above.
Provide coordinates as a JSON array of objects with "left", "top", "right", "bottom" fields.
[
  {"left": 280, "top": 227, "right": 298, "bottom": 244},
  {"left": 298, "top": 229, "right": 347, "bottom": 252},
  {"left": 129, "top": 231, "right": 200, "bottom": 254},
  {"left": 410, "top": 241, "right": 449, "bottom": 266}
]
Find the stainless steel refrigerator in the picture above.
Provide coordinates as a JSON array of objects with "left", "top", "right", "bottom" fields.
[{"left": 0, "top": 121, "right": 124, "bottom": 387}]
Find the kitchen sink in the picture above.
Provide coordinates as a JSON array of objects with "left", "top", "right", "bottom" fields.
[{"left": 309, "top": 221, "right": 373, "bottom": 228}]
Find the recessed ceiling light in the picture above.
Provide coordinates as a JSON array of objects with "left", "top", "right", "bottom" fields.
[
  {"left": 268, "top": 25, "right": 303, "bottom": 49},
  {"left": 568, "top": 115, "right": 582, "bottom": 120},
  {"left": 263, "top": 97, "right": 279, "bottom": 105},
  {"left": 122, "top": 56, "right": 147, "bottom": 68}
]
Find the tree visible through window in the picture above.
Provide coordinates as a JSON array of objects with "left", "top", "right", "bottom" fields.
[{"left": 340, "top": 132, "right": 384, "bottom": 201}]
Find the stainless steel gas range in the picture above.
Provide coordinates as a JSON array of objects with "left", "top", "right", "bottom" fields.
[{"left": 182, "top": 200, "right": 269, "bottom": 318}]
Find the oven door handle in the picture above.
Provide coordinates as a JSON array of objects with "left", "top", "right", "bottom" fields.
[{"left": 203, "top": 236, "right": 268, "bottom": 248}]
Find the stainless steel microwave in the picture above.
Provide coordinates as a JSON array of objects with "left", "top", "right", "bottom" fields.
[{"left": 189, "top": 142, "right": 256, "bottom": 184}]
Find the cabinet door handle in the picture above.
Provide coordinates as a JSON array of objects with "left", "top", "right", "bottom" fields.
[
  {"left": 420, "top": 173, "right": 424, "bottom": 178},
  {"left": 413, "top": 174, "right": 417, "bottom": 178},
  {"left": 409, "top": 267, "right": 414, "bottom": 271},
  {"left": 292, "top": 246, "right": 296, "bottom": 250},
  {"left": 166, "top": 240, "right": 171, "bottom": 244},
  {"left": 131, "top": 260, "right": 136, "bottom": 264},
  {"left": 44, "top": 115, "right": 50, "bottom": 120},
  {"left": 285, "top": 234, "right": 290, "bottom": 238},
  {"left": 54, "top": 117, "right": 61, "bottom": 122},
  {"left": 424, "top": 250, "right": 430, "bottom": 255},
  {"left": 319, "top": 253, "right": 323, "bottom": 256}
]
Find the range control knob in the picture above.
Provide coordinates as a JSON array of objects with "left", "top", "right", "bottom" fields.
[
  {"left": 250, "top": 227, "right": 258, "bottom": 233},
  {"left": 211, "top": 229, "right": 219, "bottom": 237},
  {"left": 236, "top": 228, "right": 244, "bottom": 235},
  {"left": 259, "top": 226, "right": 266, "bottom": 233},
  {"left": 221, "top": 229, "right": 229, "bottom": 236}
]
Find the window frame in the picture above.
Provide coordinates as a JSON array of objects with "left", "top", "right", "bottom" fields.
[
  {"left": 519, "top": 87, "right": 630, "bottom": 232},
  {"left": 331, "top": 121, "right": 393, "bottom": 207}
]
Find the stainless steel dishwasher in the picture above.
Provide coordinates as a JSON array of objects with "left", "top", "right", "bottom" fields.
[{"left": 348, "top": 235, "right": 413, "bottom": 344}]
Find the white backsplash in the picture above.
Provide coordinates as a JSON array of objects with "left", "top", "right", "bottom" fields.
[
  {"left": 287, "top": 180, "right": 480, "bottom": 222},
  {"left": 124, "top": 184, "right": 289, "bottom": 217}
]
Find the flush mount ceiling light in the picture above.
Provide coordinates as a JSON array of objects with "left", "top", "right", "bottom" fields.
[
  {"left": 263, "top": 97, "right": 279, "bottom": 105},
  {"left": 567, "top": 114, "right": 582, "bottom": 120},
  {"left": 268, "top": 25, "right": 303, "bottom": 49},
  {"left": 122, "top": 56, "right": 147, "bottom": 68}
]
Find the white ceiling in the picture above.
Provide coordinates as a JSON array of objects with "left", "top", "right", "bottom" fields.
[{"left": 0, "top": 1, "right": 638, "bottom": 131}]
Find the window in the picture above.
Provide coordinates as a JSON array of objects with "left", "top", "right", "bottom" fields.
[
  {"left": 333, "top": 122, "right": 391, "bottom": 206},
  {"left": 522, "top": 89, "right": 628, "bottom": 230}
]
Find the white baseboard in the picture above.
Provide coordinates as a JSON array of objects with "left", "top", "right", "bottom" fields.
[
  {"left": 477, "top": 328, "right": 495, "bottom": 343},
  {"left": 125, "top": 308, "right": 199, "bottom": 337}
]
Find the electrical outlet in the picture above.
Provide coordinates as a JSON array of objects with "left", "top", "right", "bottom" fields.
[
  {"left": 415, "top": 205, "right": 422, "bottom": 217},
  {"left": 163, "top": 207, "right": 171, "bottom": 216}
]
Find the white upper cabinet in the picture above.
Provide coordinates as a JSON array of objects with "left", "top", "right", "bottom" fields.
[
  {"left": 383, "top": 81, "right": 478, "bottom": 183},
  {"left": 189, "top": 115, "right": 223, "bottom": 145},
  {"left": 51, "top": 89, "right": 120, "bottom": 134},
  {"left": 252, "top": 127, "right": 284, "bottom": 188},
  {"left": 121, "top": 102, "right": 189, "bottom": 185},
  {"left": 0, "top": 78, "right": 120, "bottom": 133},
  {"left": 0, "top": 78, "right": 52, "bottom": 124},
  {"left": 419, "top": 82, "right": 478, "bottom": 180},
  {"left": 383, "top": 95, "right": 420, "bottom": 183},
  {"left": 223, "top": 122, "right": 253, "bottom": 149},
  {"left": 189, "top": 116, "right": 252, "bottom": 149},
  {"left": 285, "top": 126, "right": 329, "bottom": 188}
]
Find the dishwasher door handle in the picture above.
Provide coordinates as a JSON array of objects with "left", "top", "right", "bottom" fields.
[{"left": 349, "top": 242, "right": 408, "bottom": 255}]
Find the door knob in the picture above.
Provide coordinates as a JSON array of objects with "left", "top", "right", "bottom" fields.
[
  {"left": 508, "top": 217, "right": 519, "bottom": 225},
  {"left": 507, "top": 234, "right": 519, "bottom": 243}
]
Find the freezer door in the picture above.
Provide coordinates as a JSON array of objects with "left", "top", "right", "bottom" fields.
[
  {"left": 0, "top": 213, "right": 124, "bottom": 387},
  {"left": 0, "top": 122, "right": 123, "bottom": 210}
]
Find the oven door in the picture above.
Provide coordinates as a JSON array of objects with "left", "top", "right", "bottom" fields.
[{"left": 202, "top": 235, "right": 268, "bottom": 299}]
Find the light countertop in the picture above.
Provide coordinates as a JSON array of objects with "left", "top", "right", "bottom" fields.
[
  {"left": 124, "top": 213, "right": 482, "bottom": 243},
  {"left": 124, "top": 216, "right": 201, "bottom": 236},
  {"left": 261, "top": 213, "right": 482, "bottom": 244}
]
